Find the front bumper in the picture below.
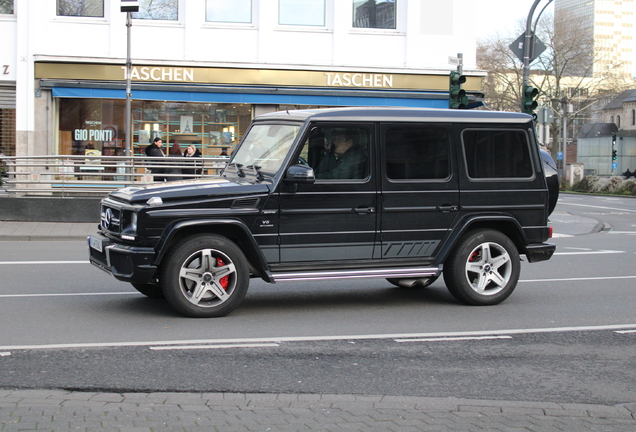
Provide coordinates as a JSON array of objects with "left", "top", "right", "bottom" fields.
[
  {"left": 524, "top": 242, "right": 556, "bottom": 263},
  {"left": 88, "top": 233, "right": 157, "bottom": 284}
]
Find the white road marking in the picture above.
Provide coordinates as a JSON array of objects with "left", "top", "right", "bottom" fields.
[
  {"left": 0, "top": 352, "right": 10, "bottom": 356},
  {"left": 558, "top": 202, "right": 636, "bottom": 213},
  {"left": 520, "top": 275, "right": 636, "bottom": 283},
  {"left": 0, "top": 292, "right": 138, "bottom": 298},
  {"left": 0, "top": 261, "right": 89, "bottom": 265},
  {"left": 553, "top": 250, "right": 625, "bottom": 256},
  {"left": 150, "top": 343, "right": 280, "bottom": 351},
  {"left": 607, "top": 231, "right": 636, "bottom": 235},
  {"left": 615, "top": 330, "right": 636, "bottom": 334},
  {"left": 1, "top": 323, "right": 636, "bottom": 351},
  {"left": 396, "top": 336, "right": 512, "bottom": 343}
]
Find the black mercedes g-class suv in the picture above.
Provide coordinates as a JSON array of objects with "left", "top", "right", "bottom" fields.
[{"left": 89, "top": 107, "right": 558, "bottom": 318}]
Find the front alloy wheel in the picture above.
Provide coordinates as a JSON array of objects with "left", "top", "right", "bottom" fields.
[
  {"left": 443, "top": 229, "right": 520, "bottom": 305},
  {"left": 161, "top": 234, "right": 249, "bottom": 318}
]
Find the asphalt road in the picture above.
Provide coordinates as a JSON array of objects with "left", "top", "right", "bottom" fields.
[{"left": 0, "top": 194, "right": 635, "bottom": 406}]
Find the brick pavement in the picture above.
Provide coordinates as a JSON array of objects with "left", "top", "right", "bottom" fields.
[{"left": 1, "top": 390, "right": 635, "bottom": 431}]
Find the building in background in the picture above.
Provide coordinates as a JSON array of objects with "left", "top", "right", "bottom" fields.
[
  {"left": 0, "top": 0, "right": 15, "bottom": 157},
  {"left": 0, "top": 0, "right": 482, "bottom": 159},
  {"left": 554, "top": 0, "right": 634, "bottom": 79}
]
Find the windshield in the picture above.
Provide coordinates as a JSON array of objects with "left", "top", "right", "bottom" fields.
[{"left": 231, "top": 124, "right": 301, "bottom": 175}]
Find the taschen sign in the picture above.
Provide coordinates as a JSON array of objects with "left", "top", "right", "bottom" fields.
[{"left": 35, "top": 62, "right": 484, "bottom": 92}]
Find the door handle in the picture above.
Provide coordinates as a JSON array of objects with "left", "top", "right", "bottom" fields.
[
  {"left": 437, "top": 205, "right": 458, "bottom": 213},
  {"left": 354, "top": 207, "right": 375, "bottom": 214}
]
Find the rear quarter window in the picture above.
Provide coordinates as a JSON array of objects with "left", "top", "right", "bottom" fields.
[
  {"left": 384, "top": 125, "right": 451, "bottom": 181},
  {"left": 462, "top": 129, "right": 534, "bottom": 179}
]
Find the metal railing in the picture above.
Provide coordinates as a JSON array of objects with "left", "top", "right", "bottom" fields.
[{"left": 0, "top": 154, "right": 228, "bottom": 196}]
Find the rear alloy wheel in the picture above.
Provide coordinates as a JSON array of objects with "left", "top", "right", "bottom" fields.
[
  {"left": 443, "top": 229, "right": 520, "bottom": 305},
  {"left": 161, "top": 234, "right": 249, "bottom": 318}
]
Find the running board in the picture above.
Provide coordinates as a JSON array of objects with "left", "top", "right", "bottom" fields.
[{"left": 271, "top": 267, "right": 441, "bottom": 282}]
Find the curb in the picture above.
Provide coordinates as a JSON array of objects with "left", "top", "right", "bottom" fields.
[{"left": 0, "top": 235, "right": 89, "bottom": 241}]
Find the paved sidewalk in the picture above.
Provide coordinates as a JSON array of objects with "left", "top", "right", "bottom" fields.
[
  {"left": 0, "top": 221, "right": 96, "bottom": 241},
  {"left": 1, "top": 389, "right": 635, "bottom": 431}
]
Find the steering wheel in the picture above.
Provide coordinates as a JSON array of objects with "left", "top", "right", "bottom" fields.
[{"left": 297, "top": 156, "right": 309, "bottom": 166}]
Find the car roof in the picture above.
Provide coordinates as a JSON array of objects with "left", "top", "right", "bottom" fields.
[{"left": 254, "top": 107, "right": 533, "bottom": 124}]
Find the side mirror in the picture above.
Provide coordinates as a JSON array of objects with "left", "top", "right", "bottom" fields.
[{"left": 284, "top": 164, "right": 315, "bottom": 184}]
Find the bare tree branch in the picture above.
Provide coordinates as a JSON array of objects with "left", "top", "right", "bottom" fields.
[{"left": 477, "top": 13, "right": 632, "bottom": 155}]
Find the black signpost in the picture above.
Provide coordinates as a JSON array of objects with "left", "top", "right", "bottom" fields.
[{"left": 514, "top": 0, "right": 553, "bottom": 114}]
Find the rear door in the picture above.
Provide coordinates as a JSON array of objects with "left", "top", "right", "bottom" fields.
[
  {"left": 456, "top": 123, "right": 548, "bottom": 244},
  {"left": 379, "top": 122, "right": 459, "bottom": 261}
]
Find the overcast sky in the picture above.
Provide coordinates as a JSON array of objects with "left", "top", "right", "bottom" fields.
[{"left": 475, "top": 0, "right": 555, "bottom": 39}]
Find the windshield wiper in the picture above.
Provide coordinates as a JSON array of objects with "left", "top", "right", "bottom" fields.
[
  {"left": 245, "top": 165, "right": 264, "bottom": 181},
  {"left": 226, "top": 162, "right": 245, "bottom": 177}
]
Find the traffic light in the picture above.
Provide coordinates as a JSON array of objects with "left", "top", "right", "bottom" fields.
[
  {"left": 449, "top": 71, "right": 467, "bottom": 109},
  {"left": 612, "top": 149, "right": 617, "bottom": 160},
  {"left": 612, "top": 134, "right": 617, "bottom": 160},
  {"left": 522, "top": 84, "right": 539, "bottom": 116}
]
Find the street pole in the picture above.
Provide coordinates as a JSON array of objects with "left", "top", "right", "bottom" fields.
[
  {"left": 522, "top": 0, "right": 541, "bottom": 110},
  {"left": 125, "top": 11, "right": 132, "bottom": 158},
  {"left": 522, "top": 0, "right": 552, "bottom": 112},
  {"left": 561, "top": 97, "right": 568, "bottom": 185}
]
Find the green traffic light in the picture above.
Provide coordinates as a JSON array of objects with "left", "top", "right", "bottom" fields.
[
  {"left": 522, "top": 85, "right": 539, "bottom": 115},
  {"left": 449, "top": 71, "right": 467, "bottom": 109},
  {"left": 450, "top": 71, "right": 466, "bottom": 86}
]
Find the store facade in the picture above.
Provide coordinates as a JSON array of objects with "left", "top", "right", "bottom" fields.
[{"left": 36, "top": 62, "right": 483, "bottom": 159}]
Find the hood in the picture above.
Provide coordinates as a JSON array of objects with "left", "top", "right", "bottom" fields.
[{"left": 108, "top": 177, "right": 272, "bottom": 205}]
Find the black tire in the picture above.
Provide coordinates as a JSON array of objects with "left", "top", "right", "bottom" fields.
[
  {"left": 161, "top": 234, "right": 250, "bottom": 318},
  {"left": 131, "top": 283, "right": 164, "bottom": 299},
  {"left": 443, "top": 229, "right": 520, "bottom": 306},
  {"left": 386, "top": 276, "right": 439, "bottom": 288}
]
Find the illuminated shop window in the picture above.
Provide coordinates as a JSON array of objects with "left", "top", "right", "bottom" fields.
[{"left": 56, "top": 98, "right": 251, "bottom": 158}]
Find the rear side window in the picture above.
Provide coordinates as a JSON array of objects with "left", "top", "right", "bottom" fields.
[
  {"left": 384, "top": 125, "right": 451, "bottom": 180},
  {"left": 462, "top": 129, "right": 533, "bottom": 179}
]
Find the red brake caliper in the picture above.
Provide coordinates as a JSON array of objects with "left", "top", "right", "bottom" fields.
[{"left": 216, "top": 258, "right": 229, "bottom": 290}]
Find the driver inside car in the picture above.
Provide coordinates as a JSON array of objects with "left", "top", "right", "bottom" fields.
[{"left": 315, "top": 129, "right": 367, "bottom": 180}]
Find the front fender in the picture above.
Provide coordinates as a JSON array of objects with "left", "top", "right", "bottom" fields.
[{"left": 152, "top": 218, "right": 274, "bottom": 283}]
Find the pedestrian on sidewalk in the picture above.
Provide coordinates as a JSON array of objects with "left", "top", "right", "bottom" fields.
[
  {"left": 145, "top": 137, "right": 167, "bottom": 182},
  {"left": 167, "top": 142, "right": 183, "bottom": 181}
]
